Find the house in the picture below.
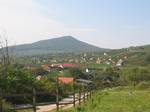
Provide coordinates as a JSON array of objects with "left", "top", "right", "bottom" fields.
[
  {"left": 75, "top": 59, "right": 79, "bottom": 63},
  {"left": 50, "top": 63, "right": 77, "bottom": 69},
  {"left": 83, "top": 69, "right": 96, "bottom": 80},
  {"left": 50, "top": 64, "right": 63, "bottom": 72},
  {"left": 36, "top": 75, "right": 42, "bottom": 80},
  {"left": 105, "top": 61, "right": 110, "bottom": 65},
  {"left": 86, "top": 68, "right": 89, "bottom": 73},
  {"left": 62, "top": 63, "right": 77, "bottom": 68},
  {"left": 68, "top": 59, "right": 74, "bottom": 63},
  {"left": 51, "top": 64, "right": 63, "bottom": 68},
  {"left": 96, "top": 57, "right": 101, "bottom": 64},
  {"left": 42, "top": 64, "right": 51, "bottom": 72},
  {"left": 104, "top": 53, "right": 107, "bottom": 56},
  {"left": 58, "top": 77, "right": 74, "bottom": 84},
  {"left": 41, "top": 63, "right": 77, "bottom": 73},
  {"left": 116, "top": 59, "right": 124, "bottom": 67},
  {"left": 50, "top": 60, "right": 57, "bottom": 63}
]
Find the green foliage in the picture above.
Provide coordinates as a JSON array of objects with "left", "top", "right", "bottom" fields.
[
  {"left": 35, "top": 76, "right": 55, "bottom": 91},
  {"left": 0, "top": 67, "right": 35, "bottom": 93},
  {"left": 68, "top": 68, "right": 84, "bottom": 78},
  {"left": 31, "top": 67, "right": 48, "bottom": 76},
  {"left": 121, "top": 67, "right": 150, "bottom": 85},
  {"left": 94, "top": 67, "right": 120, "bottom": 88},
  {"left": 145, "top": 53, "right": 150, "bottom": 63}
]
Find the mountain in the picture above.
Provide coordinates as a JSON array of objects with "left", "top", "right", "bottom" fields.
[{"left": 10, "top": 36, "right": 108, "bottom": 56}]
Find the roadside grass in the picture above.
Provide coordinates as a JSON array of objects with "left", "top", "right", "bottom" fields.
[{"left": 62, "top": 87, "right": 150, "bottom": 112}]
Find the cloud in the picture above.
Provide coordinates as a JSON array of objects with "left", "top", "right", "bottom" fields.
[
  {"left": 0, "top": 0, "right": 69, "bottom": 45},
  {"left": 0, "top": 0, "right": 99, "bottom": 47},
  {"left": 0, "top": 0, "right": 148, "bottom": 49}
]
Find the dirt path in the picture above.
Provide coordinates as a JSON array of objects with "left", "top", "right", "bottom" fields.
[{"left": 37, "top": 93, "right": 87, "bottom": 112}]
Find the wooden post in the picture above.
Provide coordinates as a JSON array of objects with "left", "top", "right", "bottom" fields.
[
  {"left": 0, "top": 88, "right": 3, "bottom": 112},
  {"left": 56, "top": 77, "right": 59, "bottom": 111},
  {"left": 73, "top": 78, "right": 75, "bottom": 107},
  {"left": 91, "top": 89, "right": 93, "bottom": 96},
  {"left": 32, "top": 87, "right": 36, "bottom": 112},
  {"left": 79, "top": 91, "right": 81, "bottom": 106},
  {"left": 83, "top": 86, "right": 85, "bottom": 103},
  {"left": 90, "top": 89, "right": 92, "bottom": 99},
  {"left": 86, "top": 87, "right": 89, "bottom": 100}
]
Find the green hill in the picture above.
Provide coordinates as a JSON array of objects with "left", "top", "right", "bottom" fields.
[
  {"left": 10, "top": 36, "right": 108, "bottom": 56},
  {"left": 108, "top": 44, "right": 150, "bottom": 66}
]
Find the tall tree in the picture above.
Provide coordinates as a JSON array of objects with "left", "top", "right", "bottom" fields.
[{"left": 0, "top": 36, "right": 14, "bottom": 80}]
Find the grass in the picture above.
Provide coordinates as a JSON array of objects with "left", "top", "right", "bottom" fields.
[{"left": 62, "top": 87, "right": 150, "bottom": 112}]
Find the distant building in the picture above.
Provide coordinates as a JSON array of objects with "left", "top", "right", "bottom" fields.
[
  {"left": 124, "top": 56, "right": 127, "bottom": 59},
  {"left": 51, "top": 60, "right": 57, "bottom": 63},
  {"left": 104, "top": 53, "right": 107, "bottom": 56},
  {"left": 84, "top": 53, "right": 87, "bottom": 57},
  {"left": 42, "top": 64, "right": 51, "bottom": 72},
  {"left": 116, "top": 59, "right": 124, "bottom": 66},
  {"left": 51, "top": 64, "right": 63, "bottom": 69},
  {"left": 75, "top": 59, "right": 79, "bottom": 63},
  {"left": 86, "top": 68, "right": 89, "bottom": 73},
  {"left": 89, "top": 57, "right": 94, "bottom": 61},
  {"left": 68, "top": 59, "right": 74, "bottom": 63},
  {"left": 58, "top": 77, "right": 74, "bottom": 84},
  {"left": 96, "top": 57, "right": 101, "bottom": 64},
  {"left": 36, "top": 75, "right": 42, "bottom": 80},
  {"left": 105, "top": 61, "right": 110, "bottom": 65},
  {"left": 62, "top": 63, "right": 77, "bottom": 68}
]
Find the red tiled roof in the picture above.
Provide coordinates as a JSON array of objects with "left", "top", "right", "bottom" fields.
[
  {"left": 58, "top": 77, "right": 74, "bottom": 84},
  {"left": 51, "top": 64, "right": 63, "bottom": 68},
  {"left": 62, "top": 63, "right": 77, "bottom": 68}
]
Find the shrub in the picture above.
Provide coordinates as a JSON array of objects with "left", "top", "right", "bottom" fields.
[{"left": 121, "top": 67, "right": 150, "bottom": 85}]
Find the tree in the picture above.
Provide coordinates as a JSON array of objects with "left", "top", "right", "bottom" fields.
[
  {"left": 0, "top": 38, "right": 14, "bottom": 79},
  {"left": 121, "top": 67, "right": 150, "bottom": 85},
  {"left": 68, "top": 68, "right": 84, "bottom": 79},
  {"left": 145, "top": 53, "right": 150, "bottom": 63}
]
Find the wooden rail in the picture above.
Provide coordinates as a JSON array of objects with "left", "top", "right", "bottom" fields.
[{"left": 0, "top": 78, "right": 95, "bottom": 112}]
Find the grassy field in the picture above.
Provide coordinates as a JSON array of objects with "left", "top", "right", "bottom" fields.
[{"left": 62, "top": 87, "right": 150, "bottom": 112}]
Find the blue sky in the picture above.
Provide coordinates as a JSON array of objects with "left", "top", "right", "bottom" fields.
[{"left": 0, "top": 0, "right": 150, "bottom": 48}]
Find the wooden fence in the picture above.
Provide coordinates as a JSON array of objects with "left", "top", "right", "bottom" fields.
[{"left": 0, "top": 79, "right": 95, "bottom": 112}]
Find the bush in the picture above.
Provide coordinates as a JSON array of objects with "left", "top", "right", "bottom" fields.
[
  {"left": 145, "top": 53, "right": 150, "bottom": 63},
  {"left": 121, "top": 67, "right": 150, "bottom": 85}
]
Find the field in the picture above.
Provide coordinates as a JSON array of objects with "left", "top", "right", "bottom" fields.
[{"left": 62, "top": 87, "right": 150, "bottom": 112}]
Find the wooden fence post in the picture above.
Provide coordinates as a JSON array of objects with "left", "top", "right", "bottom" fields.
[
  {"left": 79, "top": 90, "right": 81, "bottom": 106},
  {"left": 87, "top": 87, "right": 89, "bottom": 100},
  {"left": 0, "top": 88, "right": 3, "bottom": 112},
  {"left": 56, "top": 77, "right": 59, "bottom": 111},
  {"left": 83, "top": 86, "right": 85, "bottom": 103},
  {"left": 32, "top": 87, "right": 36, "bottom": 112},
  {"left": 73, "top": 78, "right": 75, "bottom": 107},
  {"left": 90, "top": 89, "right": 92, "bottom": 99}
]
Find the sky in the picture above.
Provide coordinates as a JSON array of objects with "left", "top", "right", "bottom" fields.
[{"left": 0, "top": 0, "right": 150, "bottom": 49}]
